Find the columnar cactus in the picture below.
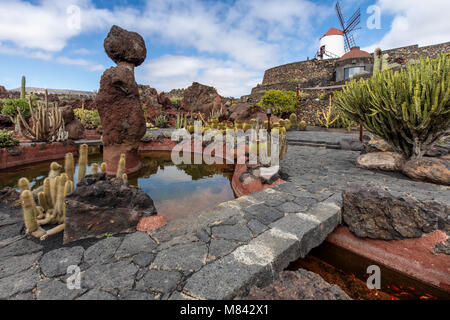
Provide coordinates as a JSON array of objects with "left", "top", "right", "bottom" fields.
[
  {"left": 373, "top": 48, "right": 382, "bottom": 75},
  {"left": 21, "top": 76, "right": 26, "bottom": 100},
  {"left": 18, "top": 177, "right": 30, "bottom": 193},
  {"left": 21, "top": 190, "right": 46, "bottom": 238},
  {"left": 289, "top": 113, "right": 297, "bottom": 129},
  {"left": 116, "top": 154, "right": 126, "bottom": 178},
  {"left": 65, "top": 153, "right": 75, "bottom": 182},
  {"left": 20, "top": 148, "right": 128, "bottom": 240},
  {"left": 17, "top": 90, "right": 66, "bottom": 142},
  {"left": 91, "top": 163, "right": 99, "bottom": 174}
]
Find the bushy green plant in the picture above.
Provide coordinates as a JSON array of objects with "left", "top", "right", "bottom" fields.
[
  {"left": 1, "top": 99, "right": 30, "bottom": 123},
  {"left": 170, "top": 97, "right": 183, "bottom": 106},
  {"left": 334, "top": 54, "right": 450, "bottom": 159},
  {"left": 74, "top": 108, "right": 101, "bottom": 129},
  {"left": 0, "top": 129, "right": 19, "bottom": 148},
  {"left": 155, "top": 114, "right": 168, "bottom": 128},
  {"left": 257, "top": 90, "right": 298, "bottom": 117}
]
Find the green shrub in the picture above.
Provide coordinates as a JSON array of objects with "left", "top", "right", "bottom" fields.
[
  {"left": 170, "top": 97, "right": 183, "bottom": 106},
  {"left": 257, "top": 90, "right": 298, "bottom": 117},
  {"left": 0, "top": 129, "right": 19, "bottom": 148},
  {"left": 1, "top": 99, "right": 30, "bottom": 123},
  {"left": 155, "top": 114, "right": 168, "bottom": 128},
  {"left": 334, "top": 54, "right": 450, "bottom": 159},
  {"left": 74, "top": 108, "right": 101, "bottom": 129}
]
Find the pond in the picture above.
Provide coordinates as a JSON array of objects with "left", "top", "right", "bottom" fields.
[{"left": 0, "top": 150, "right": 236, "bottom": 221}]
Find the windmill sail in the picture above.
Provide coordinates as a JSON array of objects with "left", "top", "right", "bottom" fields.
[{"left": 335, "top": 2, "right": 360, "bottom": 52}]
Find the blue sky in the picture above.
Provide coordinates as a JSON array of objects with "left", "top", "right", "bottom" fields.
[{"left": 0, "top": 0, "right": 449, "bottom": 97}]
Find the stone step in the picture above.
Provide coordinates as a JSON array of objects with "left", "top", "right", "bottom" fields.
[
  {"left": 287, "top": 138, "right": 340, "bottom": 146},
  {"left": 288, "top": 140, "right": 341, "bottom": 150}
]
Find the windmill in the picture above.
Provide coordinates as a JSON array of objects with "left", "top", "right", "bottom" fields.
[{"left": 335, "top": 1, "right": 361, "bottom": 52}]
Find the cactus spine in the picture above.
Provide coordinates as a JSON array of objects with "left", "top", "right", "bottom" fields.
[
  {"left": 116, "top": 154, "right": 126, "bottom": 178},
  {"left": 77, "top": 144, "right": 88, "bottom": 182},
  {"left": 65, "top": 153, "right": 75, "bottom": 182}
]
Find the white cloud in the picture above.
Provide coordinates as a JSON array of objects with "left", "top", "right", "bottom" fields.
[
  {"left": 364, "top": 0, "right": 450, "bottom": 52},
  {"left": 0, "top": 0, "right": 331, "bottom": 96},
  {"left": 0, "top": 42, "right": 53, "bottom": 60},
  {"left": 56, "top": 57, "right": 104, "bottom": 72},
  {"left": 72, "top": 48, "right": 92, "bottom": 55},
  {"left": 138, "top": 55, "right": 260, "bottom": 97}
]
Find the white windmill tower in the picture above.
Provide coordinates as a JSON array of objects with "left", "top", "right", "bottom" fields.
[
  {"left": 316, "top": 2, "right": 361, "bottom": 60},
  {"left": 318, "top": 27, "right": 346, "bottom": 60}
]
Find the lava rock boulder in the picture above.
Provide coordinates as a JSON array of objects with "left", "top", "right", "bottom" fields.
[
  {"left": 342, "top": 184, "right": 449, "bottom": 240},
  {"left": 103, "top": 25, "right": 147, "bottom": 67},
  {"left": 402, "top": 157, "right": 450, "bottom": 186},
  {"left": 64, "top": 173, "right": 157, "bottom": 243},
  {"left": 238, "top": 269, "right": 351, "bottom": 300}
]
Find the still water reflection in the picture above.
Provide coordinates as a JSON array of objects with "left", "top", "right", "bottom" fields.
[{"left": 0, "top": 151, "right": 236, "bottom": 221}]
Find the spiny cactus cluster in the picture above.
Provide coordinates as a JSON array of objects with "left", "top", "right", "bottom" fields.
[
  {"left": 155, "top": 114, "right": 168, "bottom": 128},
  {"left": 19, "top": 144, "right": 127, "bottom": 240},
  {"left": 17, "top": 89, "right": 67, "bottom": 142}
]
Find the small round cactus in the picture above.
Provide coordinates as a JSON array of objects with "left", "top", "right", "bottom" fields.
[{"left": 298, "top": 120, "right": 307, "bottom": 131}]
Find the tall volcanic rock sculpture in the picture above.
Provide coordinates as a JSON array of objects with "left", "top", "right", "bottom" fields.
[{"left": 95, "top": 25, "right": 147, "bottom": 175}]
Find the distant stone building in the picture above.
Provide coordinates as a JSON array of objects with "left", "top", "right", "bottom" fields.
[
  {"left": 334, "top": 46, "right": 373, "bottom": 82},
  {"left": 241, "top": 41, "right": 449, "bottom": 125},
  {"left": 244, "top": 41, "right": 450, "bottom": 103}
]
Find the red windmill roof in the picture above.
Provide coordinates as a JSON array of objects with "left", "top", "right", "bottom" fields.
[
  {"left": 339, "top": 46, "right": 371, "bottom": 60},
  {"left": 322, "top": 27, "right": 344, "bottom": 38}
]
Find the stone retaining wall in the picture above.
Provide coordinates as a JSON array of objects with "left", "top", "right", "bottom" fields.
[
  {"left": 0, "top": 142, "right": 78, "bottom": 170},
  {"left": 383, "top": 42, "right": 450, "bottom": 65},
  {"left": 246, "top": 42, "right": 450, "bottom": 104},
  {"left": 262, "top": 59, "right": 336, "bottom": 87}
]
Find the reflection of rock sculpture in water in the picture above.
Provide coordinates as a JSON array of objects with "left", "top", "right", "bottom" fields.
[{"left": 95, "top": 25, "right": 147, "bottom": 175}]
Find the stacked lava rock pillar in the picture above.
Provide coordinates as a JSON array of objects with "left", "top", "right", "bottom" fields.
[{"left": 95, "top": 25, "right": 147, "bottom": 175}]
